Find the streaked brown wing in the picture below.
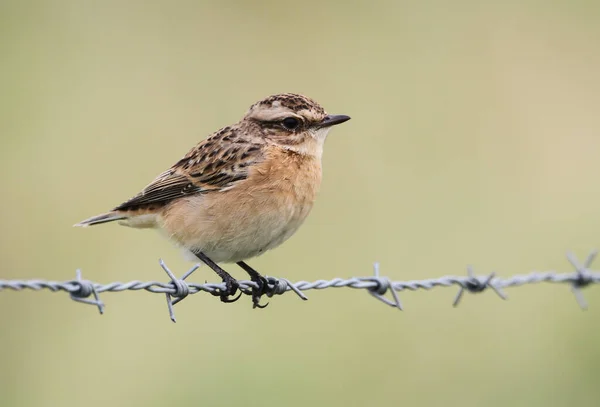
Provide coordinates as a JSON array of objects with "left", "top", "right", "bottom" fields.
[
  {"left": 112, "top": 171, "right": 199, "bottom": 211},
  {"left": 112, "top": 128, "right": 264, "bottom": 212}
]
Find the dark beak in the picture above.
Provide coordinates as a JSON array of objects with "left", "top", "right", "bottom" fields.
[{"left": 319, "top": 114, "right": 351, "bottom": 128}]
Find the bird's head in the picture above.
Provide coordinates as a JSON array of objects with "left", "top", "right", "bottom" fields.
[{"left": 243, "top": 93, "right": 350, "bottom": 158}]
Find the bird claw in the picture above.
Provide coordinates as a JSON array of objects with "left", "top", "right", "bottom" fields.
[
  {"left": 221, "top": 291, "right": 242, "bottom": 303},
  {"left": 251, "top": 275, "right": 270, "bottom": 309},
  {"left": 217, "top": 278, "right": 242, "bottom": 303}
]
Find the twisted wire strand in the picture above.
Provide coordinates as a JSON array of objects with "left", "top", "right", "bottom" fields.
[{"left": 0, "top": 251, "right": 597, "bottom": 322}]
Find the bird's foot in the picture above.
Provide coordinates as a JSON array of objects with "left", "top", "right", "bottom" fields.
[
  {"left": 236, "top": 261, "right": 270, "bottom": 309},
  {"left": 250, "top": 274, "right": 270, "bottom": 309},
  {"left": 194, "top": 250, "right": 242, "bottom": 304},
  {"left": 218, "top": 275, "right": 242, "bottom": 303}
]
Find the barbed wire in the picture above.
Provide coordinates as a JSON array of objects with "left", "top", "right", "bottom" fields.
[{"left": 0, "top": 251, "right": 598, "bottom": 322}]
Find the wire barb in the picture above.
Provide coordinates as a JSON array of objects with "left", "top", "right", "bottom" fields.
[
  {"left": 566, "top": 250, "right": 597, "bottom": 310},
  {"left": 0, "top": 250, "right": 598, "bottom": 321},
  {"left": 452, "top": 267, "right": 507, "bottom": 307},
  {"left": 69, "top": 269, "right": 104, "bottom": 314},
  {"left": 159, "top": 259, "right": 197, "bottom": 322},
  {"left": 364, "top": 263, "right": 402, "bottom": 310},
  {"left": 264, "top": 276, "right": 308, "bottom": 300}
]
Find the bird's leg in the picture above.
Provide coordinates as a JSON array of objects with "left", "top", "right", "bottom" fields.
[
  {"left": 236, "top": 261, "right": 269, "bottom": 309},
  {"left": 194, "top": 251, "right": 241, "bottom": 303}
]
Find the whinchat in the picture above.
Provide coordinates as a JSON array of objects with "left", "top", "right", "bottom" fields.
[{"left": 76, "top": 93, "right": 350, "bottom": 307}]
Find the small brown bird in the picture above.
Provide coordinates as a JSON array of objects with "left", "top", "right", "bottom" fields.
[{"left": 75, "top": 93, "right": 350, "bottom": 307}]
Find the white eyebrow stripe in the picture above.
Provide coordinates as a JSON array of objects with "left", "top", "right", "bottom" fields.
[{"left": 248, "top": 106, "right": 301, "bottom": 122}]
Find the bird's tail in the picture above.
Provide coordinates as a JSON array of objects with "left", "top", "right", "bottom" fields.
[{"left": 74, "top": 211, "right": 126, "bottom": 227}]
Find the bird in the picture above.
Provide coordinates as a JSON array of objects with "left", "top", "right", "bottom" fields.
[{"left": 75, "top": 93, "right": 350, "bottom": 308}]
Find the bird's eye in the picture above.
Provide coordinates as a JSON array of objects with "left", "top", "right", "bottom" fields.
[{"left": 282, "top": 117, "right": 300, "bottom": 130}]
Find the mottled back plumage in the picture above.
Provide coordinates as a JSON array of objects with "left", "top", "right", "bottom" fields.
[{"left": 112, "top": 126, "right": 265, "bottom": 212}]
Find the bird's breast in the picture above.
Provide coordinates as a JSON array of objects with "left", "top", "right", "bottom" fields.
[{"left": 161, "top": 149, "right": 322, "bottom": 263}]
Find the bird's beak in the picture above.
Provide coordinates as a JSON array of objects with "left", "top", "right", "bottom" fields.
[{"left": 319, "top": 114, "right": 351, "bottom": 128}]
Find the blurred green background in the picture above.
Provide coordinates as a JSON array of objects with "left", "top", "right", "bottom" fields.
[{"left": 1, "top": 1, "right": 600, "bottom": 406}]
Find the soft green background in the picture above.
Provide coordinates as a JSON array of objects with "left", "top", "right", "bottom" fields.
[{"left": 1, "top": 1, "right": 600, "bottom": 406}]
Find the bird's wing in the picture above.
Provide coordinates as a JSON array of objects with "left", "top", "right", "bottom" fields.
[{"left": 112, "top": 128, "right": 265, "bottom": 212}]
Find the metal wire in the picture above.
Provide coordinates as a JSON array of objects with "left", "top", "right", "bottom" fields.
[{"left": 0, "top": 251, "right": 598, "bottom": 322}]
